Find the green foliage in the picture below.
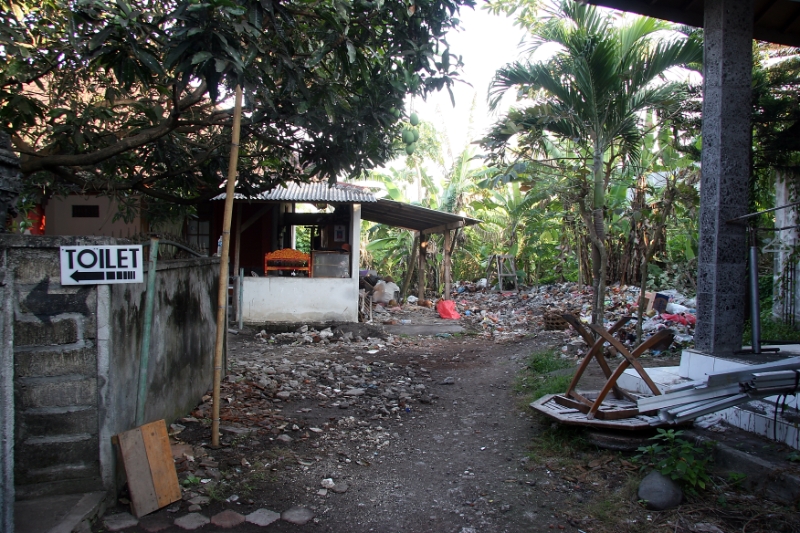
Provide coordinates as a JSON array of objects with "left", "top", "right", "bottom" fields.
[
  {"left": 634, "top": 429, "right": 714, "bottom": 493},
  {"left": 1, "top": 0, "right": 474, "bottom": 222},
  {"left": 482, "top": 0, "right": 701, "bottom": 322},
  {"left": 181, "top": 474, "right": 201, "bottom": 487}
]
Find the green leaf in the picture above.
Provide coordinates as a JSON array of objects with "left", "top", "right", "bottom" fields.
[{"left": 191, "top": 51, "right": 213, "bottom": 64}]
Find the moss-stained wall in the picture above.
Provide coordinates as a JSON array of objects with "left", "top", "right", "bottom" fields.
[
  {"left": 0, "top": 234, "right": 218, "bottom": 499},
  {"left": 107, "top": 257, "right": 218, "bottom": 433}
]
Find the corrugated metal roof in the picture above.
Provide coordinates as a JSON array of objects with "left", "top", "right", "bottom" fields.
[
  {"left": 361, "top": 199, "right": 481, "bottom": 234},
  {"left": 212, "top": 182, "right": 377, "bottom": 203}
]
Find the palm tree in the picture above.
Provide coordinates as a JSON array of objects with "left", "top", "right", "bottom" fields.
[{"left": 484, "top": 0, "right": 701, "bottom": 324}]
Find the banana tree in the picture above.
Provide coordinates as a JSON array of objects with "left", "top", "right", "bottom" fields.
[{"left": 484, "top": 0, "right": 701, "bottom": 324}]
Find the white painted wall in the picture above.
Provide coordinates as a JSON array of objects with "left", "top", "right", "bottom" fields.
[
  {"left": 242, "top": 277, "right": 358, "bottom": 323},
  {"left": 242, "top": 204, "right": 362, "bottom": 324}
]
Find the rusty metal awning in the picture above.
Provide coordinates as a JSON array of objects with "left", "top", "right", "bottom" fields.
[
  {"left": 584, "top": 0, "right": 800, "bottom": 47},
  {"left": 361, "top": 199, "right": 481, "bottom": 235}
]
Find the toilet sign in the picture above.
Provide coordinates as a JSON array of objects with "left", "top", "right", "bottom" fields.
[{"left": 60, "top": 245, "right": 144, "bottom": 285}]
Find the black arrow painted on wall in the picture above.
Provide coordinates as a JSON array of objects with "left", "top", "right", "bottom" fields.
[{"left": 22, "top": 278, "right": 91, "bottom": 318}]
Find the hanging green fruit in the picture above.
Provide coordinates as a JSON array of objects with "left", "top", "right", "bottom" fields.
[
  {"left": 405, "top": 142, "right": 416, "bottom": 155},
  {"left": 402, "top": 128, "right": 415, "bottom": 144},
  {"left": 409, "top": 112, "right": 419, "bottom": 126},
  {"left": 412, "top": 129, "right": 420, "bottom": 142}
]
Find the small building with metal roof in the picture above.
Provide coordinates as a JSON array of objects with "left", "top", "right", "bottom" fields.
[{"left": 210, "top": 182, "right": 480, "bottom": 324}]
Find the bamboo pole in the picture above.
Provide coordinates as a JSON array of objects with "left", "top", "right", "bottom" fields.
[{"left": 212, "top": 85, "right": 243, "bottom": 448}]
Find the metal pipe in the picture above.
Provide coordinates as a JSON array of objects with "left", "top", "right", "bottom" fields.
[
  {"left": 749, "top": 232, "right": 762, "bottom": 355},
  {"left": 727, "top": 201, "right": 800, "bottom": 223},
  {"left": 142, "top": 239, "right": 204, "bottom": 258},
  {"left": 136, "top": 237, "right": 159, "bottom": 426}
]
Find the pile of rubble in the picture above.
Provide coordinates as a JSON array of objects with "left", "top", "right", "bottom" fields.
[{"left": 361, "top": 282, "right": 697, "bottom": 351}]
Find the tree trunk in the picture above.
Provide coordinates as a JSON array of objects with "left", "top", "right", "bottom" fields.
[{"left": 590, "top": 137, "right": 608, "bottom": 325}]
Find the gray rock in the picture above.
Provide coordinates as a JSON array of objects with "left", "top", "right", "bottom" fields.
[
  {"left": 638, "top": 470, "right": 683, "bottom": 510},
  {"left": 276, "top": 434, "right": 293, "bottom": 444},
  {"left": 281, "top": 506, "right": 314, "bottom": 525},
  {"left": 440, "top": 376, "right": 455, "bottom": 385},
  {"left": 275, "top": 391, "right": 292, "bottom": 400},
  {"left": 344, "top": 388, "right": 365, "bottom": 396},
  {"left": 188, "top": 496, "right": 210, "bottom": 506},
  {"left": 103, "top": 513, "right": 138, "bottom": 531},
  {"left": 246, "top": 509, "right": 281, "bottom": 527},
  {"left": 174, "top": 513, "right": 210, "bottom": 530},
  {"left": 332, "top": 482, "right": 349, "bottom": 494}
]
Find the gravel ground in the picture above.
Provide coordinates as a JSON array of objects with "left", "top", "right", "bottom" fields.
[{"left": 95, "top": 319, "right": 800, "bottom": 533}]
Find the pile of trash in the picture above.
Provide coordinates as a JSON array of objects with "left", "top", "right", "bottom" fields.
[{"left": 358, "top": 280, "right": 697, "bottom": 352}]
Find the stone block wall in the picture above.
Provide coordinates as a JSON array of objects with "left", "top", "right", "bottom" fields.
[
  {"left": 10, "top": 236, "right": 107, "bottom": 500},
  {"left": 1, "top": 235, "right": 218, "bottom": 500}
]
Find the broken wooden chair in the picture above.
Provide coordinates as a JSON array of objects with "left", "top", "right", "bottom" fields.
[
  {"left": 554, "top": 314, "right": 674, "bottom": 420},
  {"left": 585, "top": 326, "right": 674, "bottom": 420},
  {"left": 560, "top": 314, "right": 634, "bottom": 406}
]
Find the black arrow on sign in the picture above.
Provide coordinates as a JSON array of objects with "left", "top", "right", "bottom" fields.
[{"left": 70, "top": 271, "right": 105, "bottom": 282}]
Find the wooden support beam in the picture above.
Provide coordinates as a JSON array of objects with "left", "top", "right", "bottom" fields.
[
  {"left": 240, "top": 205, "right": 271, "bottom": 233},
  {"left": 449, "top": 227, "right": 460, "bottom": 256},
  {"left": 233, "top": 208, "right": 242, "bottom": 277},
  {"left": 421, "top": 220, "right": 464, "bottom": 235},
  {"left": 444, "top": 229, "right": 452, "bottom": 300},
  {"left": 418, "top": 234, "right": 427, "bottom": 301},
  {"left": 400, "top": 234, "right": 419, "bottom": 301},
  {"left": 284, "top": 212, "right": 336, "bottom": 226}
]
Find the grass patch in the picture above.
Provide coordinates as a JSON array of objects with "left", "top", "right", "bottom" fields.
[
  {"left": 743, "top": 315, "right": 800, "bottom": 344},
  {"left": 514, "top": 348, "right": 574, "bottom": 403},
  {"left": 528, "top": 421, "right": 592, "bottom": 463}
]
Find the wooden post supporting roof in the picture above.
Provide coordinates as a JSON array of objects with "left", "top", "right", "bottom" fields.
[
  {"left": 417, "top": 234, "right": 426, "bottom": 301},
  {"left": 443, "top": 229, "right": 452, "bottom": 300}
]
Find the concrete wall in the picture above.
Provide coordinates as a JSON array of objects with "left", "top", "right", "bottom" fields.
[
  {"left": 0, "top": 235, "right": 218, "bottom": 500},
  {"left": 242, "top": 277, "right": 358, "bottom": 323},
  {"left": 1, "top": 245, "right": 16, "bottom": 531},
  {"left": 45, "top": 196, "right": 141, "bottom": 238},
  {"left": 105, "top": 257, "right": 218, "bottom": 433}
]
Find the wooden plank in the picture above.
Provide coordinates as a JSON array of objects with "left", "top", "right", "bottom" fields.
[
  {"left": 141, "top": 420, "right": 181, "bottom": 509},
  {"left": 530, "top": 394, "right": 664, "bottom": 431},
  {"left": 116, "top": 426, "right": 159, "bottom": 518},
  {"left": 421, "top": 220, "right": 464, "bottom": 235}
]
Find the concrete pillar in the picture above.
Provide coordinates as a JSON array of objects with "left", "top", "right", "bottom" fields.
[
  {"left": 695, "top": 0, "right": 754, "bottom": 354},
  {"left": 0, "top": 133, "right": 17, "bottom": 532},
  {"left": 0, "top": 246, "right": 14, "bottom": 533}
]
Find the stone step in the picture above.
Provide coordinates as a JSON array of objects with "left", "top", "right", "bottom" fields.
[{"left": 15, "top": 491, "right": 106, "bottom": 533}]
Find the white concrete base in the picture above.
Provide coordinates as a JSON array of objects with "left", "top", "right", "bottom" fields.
[
  {"left": 621, "top": 347, "right": 800, "bottom": 449},
  {"left": 617, "top": 366, "right": 688, "bottom": 394}
]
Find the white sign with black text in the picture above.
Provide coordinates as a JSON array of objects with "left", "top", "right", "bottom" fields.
[{"left": 60, "top": 245, "right": 144, "bottom": 285}]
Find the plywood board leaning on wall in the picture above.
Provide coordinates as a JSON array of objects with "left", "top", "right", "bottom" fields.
[{"left": 113, "top": 419, "right": 181, "bottom": 517}]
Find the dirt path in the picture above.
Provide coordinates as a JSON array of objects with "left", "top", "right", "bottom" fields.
[
  {"left": 96, "top": 326, "right": 800, "bottom": 533},
  {"left": 98, "top": 331, "right": 598, "bottom": 533}
]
